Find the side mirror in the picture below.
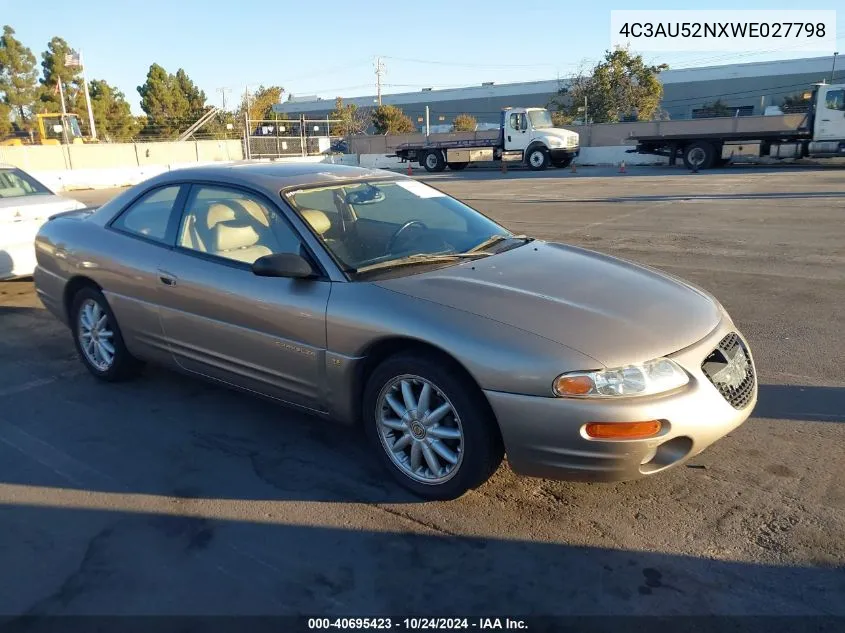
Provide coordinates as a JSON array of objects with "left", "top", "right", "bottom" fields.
[{"left": 252, "top": 252, "right": 318, "bottom": 279}]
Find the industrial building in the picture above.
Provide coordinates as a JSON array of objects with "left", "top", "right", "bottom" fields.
[{"left": 272, "top": 55, "right": 841, "bottom": 126}]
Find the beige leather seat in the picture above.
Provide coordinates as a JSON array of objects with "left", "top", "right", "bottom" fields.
[
  {"left": 231, "top": 198, "right": 271, "bottom": 227},
  {"left": 211, "top": 221, "right": 273, "bottom": 264},
  {"left": 300, "top": 209, "right": 332, "bottom": 236},
  {"left": 181, "top": 202, "right": 238, "bottom": 251}
]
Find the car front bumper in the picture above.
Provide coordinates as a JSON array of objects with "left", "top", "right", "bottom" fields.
[{"left": 484, "top": 320, "right": 757, "bottom": 482}]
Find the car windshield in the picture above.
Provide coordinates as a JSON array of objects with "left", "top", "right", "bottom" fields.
[
  {"left": 527, "top": 110, "right": 554, "bottom": 129},
  {"left": 0, "top": 168, "right": 52, "bottom": 199},
  {"left": 284, "top": 179, "right": 520, "bottom": 276}
]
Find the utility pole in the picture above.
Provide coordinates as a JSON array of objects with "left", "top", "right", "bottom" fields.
[
  {"left": 374, "top": 57, "right": 385, "bottom": 106},
  {"left": 832, "top": 52, "right": 840, "bottom": 83},
  {"left": 217, "top": 87, "right": 232, "bottom": 111}
]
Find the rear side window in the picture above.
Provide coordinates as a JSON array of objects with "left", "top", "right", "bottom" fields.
[
  {"left": 0, "top": 168, "right": 51, "bottom": 199},
  {"left": 111, "top": 186, "right": 181, "bottom": 243}
]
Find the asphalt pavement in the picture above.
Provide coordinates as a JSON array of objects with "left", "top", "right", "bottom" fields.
[{"left": 1, "top": 165, "right": 843, "bottom": 619}]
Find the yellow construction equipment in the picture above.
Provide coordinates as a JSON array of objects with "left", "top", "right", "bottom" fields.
[{"left": 1, "top": 113, "right": 86, "bottom": 146}]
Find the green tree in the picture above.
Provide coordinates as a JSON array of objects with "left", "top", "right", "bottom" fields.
[
  {"left": 175, "top": 68, "right": 206, "bottom": 119},
  {"left": 38, "top": 36, "right": 83, "bottom": 115},
  {"left": 371, "top": 104, "right": 415, "bottom": 134},
  {"left": 451, "top": 113, "right": 477, "bottom": 132},
  {"left": 137, "top": 64, "right": 207, "bottom": 138},
  {"left": 0, "top": 101, "right": 12, "bottom": 136},
  {"left": 550, "top": 48, "right": 667, "bottom": 124},
  {"left": 329, "top": 97, "right": 367, "bottom": 136},
  {"left": 0, "top": 25, "right": 39, "bottom": 125},
  {"left": 236, "top": 85, "right": 284, "bottom": 123},
  {"left": 88, "top": 79, "right": 141, "bottom": 141},
  {"left": 697, "top": 99, "right": 732, "bottom": 118}
]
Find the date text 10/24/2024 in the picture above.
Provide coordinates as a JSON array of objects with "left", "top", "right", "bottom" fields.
[{"left": 308, "top": 618, "right": 528, "bottom": 630}]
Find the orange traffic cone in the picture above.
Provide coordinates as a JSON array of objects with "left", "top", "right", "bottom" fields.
[
  {"left": 407, "top": 162, "right": 413, "bottom": 176},
  {"left": 618, "top": 161, "right": 627, "bottom": 174}
]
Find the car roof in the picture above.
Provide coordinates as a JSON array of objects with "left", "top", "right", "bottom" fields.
[{"left": 148, "top": 161, "right": 405, "bottom": 196}]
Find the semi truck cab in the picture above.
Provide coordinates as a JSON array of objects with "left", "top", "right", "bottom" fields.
[
  {"left": 500, "top": 107, "right": 580, "bottom": 169},
  {"left": 813, "top": 84, "right": 845, "bottom": 142}
]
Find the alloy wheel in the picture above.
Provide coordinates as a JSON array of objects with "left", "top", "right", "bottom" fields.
[
  {"left": 78, "top": 298, "right": 115, "bottom": 371},
  {"left": 375, "top": 374, "right": 464, "bottom": 484}
]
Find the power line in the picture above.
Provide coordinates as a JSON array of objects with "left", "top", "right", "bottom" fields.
[{"left": 381, "top": 55, "right": 564, "bottom": 69}]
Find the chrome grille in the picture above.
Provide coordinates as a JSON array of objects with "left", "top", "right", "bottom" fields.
[{"left": 701, "top": 333, "right": 756, "bottom": 409}]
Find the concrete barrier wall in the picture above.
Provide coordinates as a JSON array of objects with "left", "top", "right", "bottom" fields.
[
  {"left": 30, "top": 153, "right": 358, "bottom": 191},
  {"left": 0, "top": 144, "right": 71, "bottom": 171},
  {"left": 67, "top": 143, "right": 138, "bottom": 169},
  {"left": 1, "top": 140, "right": 244, "bottom": 172}
]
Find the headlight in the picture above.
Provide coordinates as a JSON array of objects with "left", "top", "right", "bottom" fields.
[
  {"left": 547, "top": 137, "right": 564, "bottom": 147},
  {"left": 553, "top": 358, "right": 689, "bottom": 398}
]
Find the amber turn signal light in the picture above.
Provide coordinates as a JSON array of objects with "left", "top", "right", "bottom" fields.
[
  {"left": 584, "top": 420, "right": 662, "bottom": 439},
  {"left": 553, "top": 375, "right": 594, "bottom": 396}
]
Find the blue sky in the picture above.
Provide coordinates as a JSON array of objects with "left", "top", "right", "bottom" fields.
[{"left": 4, "top": 0, "right": 842, "bottom": 113}]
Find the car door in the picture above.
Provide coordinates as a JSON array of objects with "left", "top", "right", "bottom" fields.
[
  {"left": 156, "top": 183, "right": 331, "bottom": 411},
  {"left": 504, "top": 112, "right": 530, "bottom": 152},
  {"left": 104, "top": 183, "right": 188, "bottom": 363},
  {"left": 815, "top": 86, "right": 845, "bottom": 141},
  {"left": 0, "top": 169, "right": 58, "bottom": 278},
  {"left": 0, "top": 202, "right": 41, "bottom": 278}
]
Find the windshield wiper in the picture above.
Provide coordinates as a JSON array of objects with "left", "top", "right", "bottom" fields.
[
  {"left": 354, "top": 252, "right": 491, "bottom": 275},
  {"left": 466, "top": 234, "right": 533, "bottom": 253}
]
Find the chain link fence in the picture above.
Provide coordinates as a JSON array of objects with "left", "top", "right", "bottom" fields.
[{"left": 244, "top": 116, "right": 346, "bottom": 159}]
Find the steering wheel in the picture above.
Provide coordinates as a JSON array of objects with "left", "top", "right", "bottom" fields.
[{"left": 386, "top": 220, "right": 428, "bottom": 253}]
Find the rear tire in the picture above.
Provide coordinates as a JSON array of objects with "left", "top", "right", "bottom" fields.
[
  {"left": 526, "top": 146, "right": 549, "bottom": 171},
  {"left": 422, "top": 150, "right": 446, "bottom": 172},
  {"left": 683, "top": 141, "right": 716, "bottom": 170},
  {"left": 447, "top": 162, "right": 469, "bottom": 171},
  {"left": 71, "top": 287, "right": 142, "bottom": 382},
  {"left": 363, "top": 353, "right": 503, "bottom": 500}
]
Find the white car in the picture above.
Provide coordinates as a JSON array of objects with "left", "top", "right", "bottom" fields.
[{"left": 1, "top": 164, "right": 87, "bottom": 280}]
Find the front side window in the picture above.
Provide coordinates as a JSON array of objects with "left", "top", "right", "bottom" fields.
[
  {"left": 178, "top": 185, "right": 301, "bottom": 265},
  {"left": 285, "top": 179, "right": 514, "bottom": 276},
  {"left": 0, "top": 168, "right": 51, "bottom": 199},
  {"left": 824, "top": 89, "right": 845, "bottom": 111},
  {"left": 111, "top": 185, "right": 181, "bottom": 243}
]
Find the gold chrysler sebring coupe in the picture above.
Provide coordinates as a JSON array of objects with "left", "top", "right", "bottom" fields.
[{"left": 33, "top": 163, "right": 757, "bottom": 499}]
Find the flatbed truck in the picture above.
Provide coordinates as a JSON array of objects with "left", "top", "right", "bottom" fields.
[
  {"left": 629, "top": 83, "right": 845, "bottom": 170},
  {"left": 394, "top": 107, "right": 580, "bottom": 172}
]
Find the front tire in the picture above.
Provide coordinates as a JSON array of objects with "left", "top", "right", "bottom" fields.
[
  {"left": 363, "top": 353, "right": 503, "bottom": 500},
  {"left": 71, "top": 287, "right": 142, "bottom": 382},
  {"left": 526, "top": 146, "right": 549, "bottom": 171}
]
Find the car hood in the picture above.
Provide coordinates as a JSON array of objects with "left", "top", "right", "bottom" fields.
[{"left": 375, "top": 241, "right": 722, "bottom": 368}]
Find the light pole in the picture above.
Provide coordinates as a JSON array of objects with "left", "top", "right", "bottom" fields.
[{"left": 832, "top": 52, "right": 839, "bottom": 83}]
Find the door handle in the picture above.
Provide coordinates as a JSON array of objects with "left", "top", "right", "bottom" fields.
[
  {"left": 158, "top": 271, "right": 177, "bottom": 286},
  {"left": 507, "top": 135, "right": 512, "bottom": 142},
  {"left": 821, "top": 118, "right": 830, "bottom": 121}
]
